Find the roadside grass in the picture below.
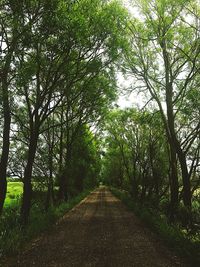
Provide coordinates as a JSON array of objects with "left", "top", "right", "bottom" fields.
[
  {"left": 110, "top": 187, "right": 200, "bottom": 267},
  {"left": 0, "top": 188, "right": 93, "bottom": 257},
  {"left": 5, "top": 182, "right": 23, "bottom": 207}
]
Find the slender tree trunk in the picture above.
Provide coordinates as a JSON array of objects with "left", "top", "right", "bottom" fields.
[
  {"left": 45, "top": 171, "right": 54, "bottom": 211},
  {"left": 0, "top": 70, "right": 11, "bottom": 214},
  {"left": 149, "top": 142, "right": 159, "bottom": 198},
  {"left": 168, "top": 144, "right": 179, "bottom": 222},
  {"left": 131, "top": 157, "right": 138, "bottom": 198},
  {"left": 45, "top": 119, "right": 55, "bottom": 211},
  {"left": 20, "top": 130, "right": 38, "bottom": 225},
  {"left": 57, "top": 106, "right": 67, "bottom": 201},
  {"left": 140, "top": 169, "right": 147, "bottom": 203},
  {"left": 175, "top": 144, "right": 191, "bottom": 208},
  {"left": 58, "top": 105, "right": 64, "bottom": 175},
  {"left": 58, "top": 143, "right": 71, "bottom": 202},
  {"left": 45, "top": 151, "right": 55, "bottom": 210}
]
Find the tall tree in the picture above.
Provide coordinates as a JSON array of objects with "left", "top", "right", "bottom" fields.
[
  {"left": 125, "top": 0, "right": 200, "bottom": 219},
  {"left": 0, "top": 0, "right": 42, "bottom": 214}
]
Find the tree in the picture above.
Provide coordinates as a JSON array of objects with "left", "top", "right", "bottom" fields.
[
  {"left": 124, "top": 0, "right": 200, "bottom": 220},
  {"left": 0, "top": 0, "right": 42, "bottom": 214},
  {"left": 103, "top": 108, "right": 169, "bottom": 204},
  {"left": 5, "top": 0, "right": 128, "bottom": 224}
]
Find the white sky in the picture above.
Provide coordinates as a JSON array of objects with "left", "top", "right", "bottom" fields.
[
  {"left": 116, "top": 72, "right": 148, "bottom": 109},
  {"left": 116, "top": 0, "right": 146, "bottom": 109}
]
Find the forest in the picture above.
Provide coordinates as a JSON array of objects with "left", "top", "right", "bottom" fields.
[{"left": 0, "top": 0, "right": 200, "bottom": 265}]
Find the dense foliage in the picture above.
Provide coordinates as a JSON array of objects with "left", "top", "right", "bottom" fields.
[{"left": 0, "top": 0, "right": 128, "bottom": 225}]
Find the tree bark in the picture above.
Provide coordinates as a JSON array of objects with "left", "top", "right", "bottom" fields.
[
  {"left": 20, "top": 129, "right": 39, "bottom": 225},
  {"left": 162, "top": 38, "right": 191, "bottom": 219},
  {"left": 58, "top": 142, "right": 71, "bottom": 202},
  {"left": 45, "top": 118, "right": 55, "bottom": 210},
  {"left": 168, "top": 144, "right": 179, "bottom": 222},
  {"left": 174, "top": 142, "right": 191, "bottom": 208},
  {"left": 0, "top": 64, "right": 12, "bottom": 214}
]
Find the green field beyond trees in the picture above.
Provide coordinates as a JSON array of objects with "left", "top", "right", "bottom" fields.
[
  {"left": 4, "top": 182, "right": 23, "bottom": 207},
  {"left": 0, "top": 0, "right": 200, "bottom": 264}
]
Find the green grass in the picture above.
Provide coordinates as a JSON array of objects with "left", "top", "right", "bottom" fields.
[
  {"left": 5, "top": 182, "right": 23, "bottom": 207},
  {"left": 110, "top": 187, "right": 200, "bottom": 267},
  {"left": 0, "top": 188, "right": 93, "bottom": 257}
]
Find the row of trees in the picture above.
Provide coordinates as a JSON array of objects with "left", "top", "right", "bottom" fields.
[
  {"left": 102, "top": 0, "right": 200, "bottom": 225},
  {"left": 102, "top": 108, "right": 199, "bottom": 224},
  {"left": 0, "top": 0, "right": 128, "bottom": 224}
]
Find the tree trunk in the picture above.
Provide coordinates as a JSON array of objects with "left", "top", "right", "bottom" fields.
[
  {"left": 131, "top": 157, "right": 138, "bottom": 199},
  {"left": 168, "top": 144, "right": 179, "bottom": 222},
  {"left": 167, "top": 105, "right": 191, "bottom": 209},
  {"left": 0, "top": 70, "right": 11, "bottom": 214},
  {"left": 45, "top": 177, "right": 54, "bottom": 211},
  {"left": 58, "top": 106, "right": 64, "bottom": 176},
  {"left": 162, "top": 38, "right": 191, "bottom": 213},
  {"left": 45, "top": 149, "right": 55, "bottom": 210},
  {"left": 176, "top": 144, "right": 191, "bottom": 208},
  {"left": 58, "top": 171, "right": 68, "bottom": 201},
  {"left": 140, "top": 169, "right": 147, "bottom": 203},
  {"left": 20, "top": 130, "right": 38, "bottom": 225},
  {"left": 58, "top": 143, "right": 71, "bottom": 202},
  {"left": 45, "top": 117, "right": 55, "bottom": 210}
]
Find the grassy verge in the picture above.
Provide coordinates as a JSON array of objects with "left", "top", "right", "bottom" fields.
[
  {"left": 4, "top": 182, "right": 23, "bottom": 207},
  {"left": 0, "top": 188, "right": 93, "bottom": 257},
  {"left": 110, "top": 187, "right": 200, "bottom": 267}
]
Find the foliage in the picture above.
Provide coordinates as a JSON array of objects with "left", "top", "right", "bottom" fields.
[
  {"left": 102, "top": 108, "right": 169, "bottom": 203},
  {"left": 124, "top": 0, "right": 200, "bottom": 213},
  {"left": 0, "top": 0, "right": 129, "bottom": 224}
]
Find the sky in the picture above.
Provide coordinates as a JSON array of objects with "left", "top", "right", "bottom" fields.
[
  {"left": 116, "top": 73, "right": 145, "bottom": 109},
  {"left": 116, "top": 0, "right": 146, "bottom": 109}
]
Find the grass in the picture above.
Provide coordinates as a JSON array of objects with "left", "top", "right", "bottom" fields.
[
  {"left": 0, "top": 188, "right": 93, "bottom": 257},
  {"left": 110, "top": 187, "right": 200, "bottom": 267},
  {"left": 5, "top": 182, "right": 23, "bottom": 207}
]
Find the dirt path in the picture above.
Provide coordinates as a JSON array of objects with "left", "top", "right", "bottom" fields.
[{"left": 4, "top": 187, "right": 187, "bottom": 267}]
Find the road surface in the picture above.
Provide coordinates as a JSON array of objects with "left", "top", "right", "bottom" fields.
[{"left": 5, "top": 187, "right": 186, "bottom": 267}]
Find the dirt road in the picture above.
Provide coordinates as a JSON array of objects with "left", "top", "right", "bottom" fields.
[{"left": 5, "top": 187, "right": 187, "bottom": 267}]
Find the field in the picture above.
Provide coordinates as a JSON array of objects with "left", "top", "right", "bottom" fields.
[{"left": 5, "top": 182, "right": 23, "bottom": 207}]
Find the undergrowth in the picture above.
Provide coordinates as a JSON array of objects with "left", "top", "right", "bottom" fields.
[
  {"left": 110, "top": 187, "right": 200, "bottom": 267},
  {"left": 0, "top": 189, "right": 92, "bottom": 257}
]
